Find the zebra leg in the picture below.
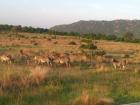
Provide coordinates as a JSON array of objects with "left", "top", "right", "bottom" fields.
[
  {"left": 122, "top": 65, "right": 126, "bottom": 70},
  {"left": 113, "top": 63, "right": 117, "bottom": 69}
]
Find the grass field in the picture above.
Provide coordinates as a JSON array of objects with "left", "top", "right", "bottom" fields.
[{"left": 0, "top": 32, "right": 140, "bottom": 105}]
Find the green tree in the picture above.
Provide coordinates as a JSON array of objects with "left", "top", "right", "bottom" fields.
[
  {"left": 11, "top": 26, "right": 18, "bottom": 35},
  {"left": 123, "top": 32, "right": 134, "bottom": 41},
  {"left": 0, "top": 26, "right": 2, "bottom": 33},
  {"left": 107, "top": 35, "right": 117, "bottom": 40}
]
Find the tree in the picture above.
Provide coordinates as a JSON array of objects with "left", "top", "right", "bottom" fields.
[
  {"left": 107, "top": 35, "right": 117, "bottom": 40},
  {"left": 123, "top": 32, "right": 134, "bottom": 41},
  {"left": 17, "top": 25, "right": 22, "bottom": 32},
  {"left": 11, "top": 26, "right": 18, "bottom": 35},
  {"left": 0, "top": 25, "right": 2, "bottom": 33}
]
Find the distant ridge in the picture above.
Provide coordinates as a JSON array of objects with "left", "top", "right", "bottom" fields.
[{"left": 50, "top": 20, "right": 140, "bottom": 37}]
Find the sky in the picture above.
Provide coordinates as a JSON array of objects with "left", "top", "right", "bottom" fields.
[{"left": 0, "top": 0, "right": 140, "bottom": 28}]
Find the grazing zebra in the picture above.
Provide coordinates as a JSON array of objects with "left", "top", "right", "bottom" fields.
[
  {"left": 51, "top": 53, "right": 71, "bottom": 67},
  {"left": 58, "top": 55, "right": 71, "bottom": 67},
  {"left": 33, "top": 56, "right": 54, "bottom": 67},
  {"left": 111, "top": 58, "right": 127, "bottom": 70},
  {"left": 0, "top": 55, "right": 12, "bottom": 64}
]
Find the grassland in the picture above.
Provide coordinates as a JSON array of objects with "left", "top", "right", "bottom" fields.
[{"left": 0, "top": 32, "right": 140, "bottom": 105}]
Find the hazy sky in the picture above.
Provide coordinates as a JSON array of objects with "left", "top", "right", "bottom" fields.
[{"left": 0, "top": 0, "right": 140, "bottom": 28}]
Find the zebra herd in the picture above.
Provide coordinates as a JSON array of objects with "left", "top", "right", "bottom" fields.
[
  {"left": 33, "top": 53, "right": 71, "bottom": 67},
  {"left": 0, "top": 50, "right": 128, "bottom": 70},
  {"left": 0, "top": 50, "right": 71, "bottom": 67}
]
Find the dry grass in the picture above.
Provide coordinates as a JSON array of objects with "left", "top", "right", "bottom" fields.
[
  {"left": 93, "top": 84, "right": 111, "bottom": 96},
  {"left": 96, "top": 97, "right": 114, "bottom": 105},
  {"left": 73, "top": 89, "right": 114, "bottom": 105},
  {"left": 96, "top": 63, "right": 111, "bottom": 73},
  {"left": 29, "top": 66, "right": 49, "bottom": 86},
  {"left": 0, "top": 33, "right": 140, "bottom": 105},
  {"left": 96, "top": 40, "right": 140, "bottom": 53},
  {"left": 1, "top": 33, "right": 140, "bottom": 65},
  {"left": 0, "top": 66, "right": 49, "bottom": 92},
  {"left": 0, "top": 33, "right": 81, "bottom": 54}
]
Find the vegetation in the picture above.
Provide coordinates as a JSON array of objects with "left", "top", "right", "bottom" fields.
[
  {"left": 68, "top": 41, "right": 77, "bottom": 45},
  {"left": 82, "top": 33, "right": 140, "bottom": 43},
  {"left": 48, "top": 30, "right": 140, "bottom": 44},
  {"left": 80, "top": 43, "right": 97, "bottom": 50},
  {"left": 0, "top": 64, "right": 140, "bottom": 105},
  {"left": 1, "top": 24, "right": 140, "bottom": 44},
  {"left": 0, "top": 24, "right": 48, "bottom": 34},
  {"left": 123, "top": 32, "right": 134, "bottom": 41},
  {"left": 81, "top": 39, "right": 92, "bottom": 44},
  {"left": 0, "top": 26, "right": 140, "bottom": 105}
]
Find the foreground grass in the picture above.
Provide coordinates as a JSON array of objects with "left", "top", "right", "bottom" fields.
[{"left": 0, "top": 64, "right": 140, "bottom": 105}]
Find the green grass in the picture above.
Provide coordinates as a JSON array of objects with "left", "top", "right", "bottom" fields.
[{"left": 0, "top": 64, "right": 140, "bottom": 105}]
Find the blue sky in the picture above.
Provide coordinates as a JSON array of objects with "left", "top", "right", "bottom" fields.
[{"left": 0, "top": 0, "right": 139, "bottom": 28}]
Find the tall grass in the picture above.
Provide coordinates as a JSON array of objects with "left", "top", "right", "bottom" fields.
[
  {"left": 0, "top": 64, "right": 140, "bottom": 105},
  {"left": 0, "top": 64, "right": 48, "bottom": 93}
]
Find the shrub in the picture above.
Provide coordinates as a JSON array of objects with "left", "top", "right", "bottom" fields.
[
  {"left": 123, "top": 32, "right": 134, "bottom": 41},
  {"left": 80, "top": 43, "right": 97, "bottom": 50},
  {"left": 53, "top": 41, "right": 58, "bottom": 44},
  {"left": 94, "top": 50, "right": 106, "bottom": 56},
  {"left": 33, "top": 42, "right": 38, "bottom": 46},
  {"left": 89, "top": 44, "right": 97, "bottom": 50},
  {"left": 43, "top": 36, "right": 47, "bottom": 39},
  {"left": 68, "top": 41, "right": 77, "bottom": 45},
  {"left": 124, "top": 54, "right": 130, "bottom": 58},
  {"left": 81, "top": 39, "right": 92, "bottom": 43},
  {"left": 47, "top": 38, "right": 52, "bottom": 41}
]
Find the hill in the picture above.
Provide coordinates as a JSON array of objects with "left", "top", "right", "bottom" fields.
[{"left": 50, "top": 20, "right": 140, "bottom": 37}]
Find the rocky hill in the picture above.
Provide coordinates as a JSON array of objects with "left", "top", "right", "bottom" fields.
[{"left": 50, "top": 20, "right": 140, "bottom": 37}]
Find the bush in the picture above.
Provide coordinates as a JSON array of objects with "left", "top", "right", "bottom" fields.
[
  {"left": 68, "top": 41, "right": 77, "bottom": 45},
  {"left": 33, "top": 42, "right": 38, "bottom": 46},
  {"left": 53, "top": 41, "right": 58, "bottom": 44},
  {"left": 47, "top": 38, "right": 52, "bottom": 41},
  {"left": 81, "top": 39, "right": 92, "bottom": 43},
  {"left": 89, "top": 44, "right": 97, "bottom": 49},
  {"left": 80, "top": 43, "right": 97, "bottom": 50},
  {"left": 124, "top": 54, "right": 130, "bottom": 58},
  {"left": 43, "top": 36, "right": 47, "bottom": 39},
  {"left": 123, "top": 32, "right": 134, "bottom": 41},
  {"left": 94, "top": 50, "right": 106, "bottom": 56}
]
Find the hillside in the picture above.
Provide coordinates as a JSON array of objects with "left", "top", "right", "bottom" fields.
[{"left": 50, "top": 20, "right": 140, "bottom": 37}]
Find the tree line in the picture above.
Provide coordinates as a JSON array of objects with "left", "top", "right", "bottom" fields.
[
  {"left": 0, "top": 24, "right": 48, "bottom": 33},
  {"left": 0, "top": 24, "right": 140, "bottom": 43},
  {"left": 48, "top": 30, "right": 140, "bottom": 43},
  {"left": 81, "top": 32, "right": 139, "bottom": 43}
]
